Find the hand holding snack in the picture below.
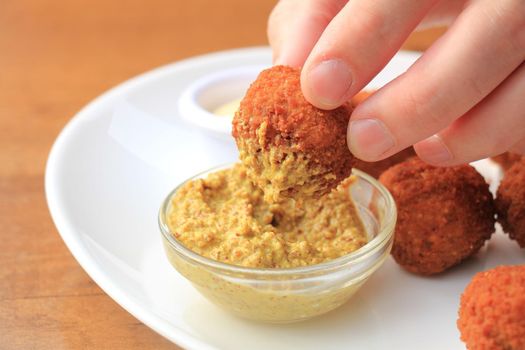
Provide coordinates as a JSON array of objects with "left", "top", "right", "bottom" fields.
[
  {"left": 232, "top": 65, "right": 354, "bottom": 201},
  {"left": 268, "top": 0, "right": 525, "bottom": 165}
]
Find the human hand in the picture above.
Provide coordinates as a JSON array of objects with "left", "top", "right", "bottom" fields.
[{"left": 268, "top": 0, "right": 525, "bottom": 165}]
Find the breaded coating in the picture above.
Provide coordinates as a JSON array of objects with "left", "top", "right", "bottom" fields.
[
  {"left": 496, "top": 157, "right": 525, "bottom": 247},
  {"left": 354, "top": 147, "right": 416, "bottom": 179},
  {"left": 458, "top": 265, "right": 525, "bottom": 350},
  {"left": 379, "top": 157, "right": 495, "bottom": 275},
  {"left": 491, "top": 152, "right": 522, "bottom": 171},
  {"left": 232, "top": 65, "right": 353, "bottom": 202}
]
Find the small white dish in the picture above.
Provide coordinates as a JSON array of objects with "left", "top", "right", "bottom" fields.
[
  {"left": 177, "top": 64, "right": 268, "bottom": 139},
  {"left": 45, "top": 47, "right": 522, "bottom": 350}
]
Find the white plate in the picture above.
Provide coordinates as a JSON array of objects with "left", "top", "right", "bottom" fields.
[
  {"left": 45, "top": 47, "right": 523, "bottom": 350},
  {"left": 177, "top": 64, "right": 268, "bottom": 138}
]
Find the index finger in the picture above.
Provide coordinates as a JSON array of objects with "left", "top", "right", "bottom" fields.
[{"left": 300, "top": 0, "right": 439, "bottom": 110}]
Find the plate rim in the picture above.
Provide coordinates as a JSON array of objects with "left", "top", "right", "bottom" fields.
[{"left": 44, "top": 46, "right": 276, "bottom": 350}]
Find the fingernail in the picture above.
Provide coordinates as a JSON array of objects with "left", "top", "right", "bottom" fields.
[
  {"left": 306, "top": 59, "right": 353, "bottom": 109},
  {"left": 348, "top": 119, "right": 395, "bottom": 160},
  {"left": 417, "top": 135, "right": 452, "bottom": 164}
]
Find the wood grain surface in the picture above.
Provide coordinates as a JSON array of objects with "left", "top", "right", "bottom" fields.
[{"left": 0, "top": 1, "right": 442, "bottom": 349}]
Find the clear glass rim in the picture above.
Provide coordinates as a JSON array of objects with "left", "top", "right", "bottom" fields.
[{"left": 159, "top": 163, "right": 397, "bottom": 276}]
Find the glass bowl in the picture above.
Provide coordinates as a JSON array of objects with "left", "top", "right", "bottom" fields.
[{"left": 159, "top": 164, "right": 397, "bottom": 323}]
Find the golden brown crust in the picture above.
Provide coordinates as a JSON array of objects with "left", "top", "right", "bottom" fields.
[
  {"left": 353, "top": 147, "right": 415, "bottom": 178},
  {"left": 457, "top": 265, "right": 525, "bottom": 350},
  {"left": 379, "top": 157, "right": 496, "bottom": 275},
  {"left": 491, "top": 152, "right": 522, "bottom": 171},
  {"left": 496, "top": 157, "right": 525, "bottom": 247},
  {"left": 232, "top": 65, "right": 353, "bottom": 199}
]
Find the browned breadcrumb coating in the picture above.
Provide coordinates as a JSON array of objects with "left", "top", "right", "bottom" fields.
[
  {"left": 379, "top": 157, "right": 496, "bottom": 275},
  {"left": 232, "top": 65, "right": 353, "bottom": 202},
  {"left": 491, "top": 152, "right": 522, "bottom": 171},
  {"left": 354, "top": 147, "right": 416, "bottom": 179},
  {"left": 496, "top": 157, "right": 525, "bottom": 247},
  {"left": 457, "top": 265, "right": 525, "bottom": 350}
]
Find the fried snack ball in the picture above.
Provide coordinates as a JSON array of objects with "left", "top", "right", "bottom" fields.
[
  {"left": 496, "top": 157, "right": 525, "bottom": 247},
  {"left": 491, "top": 152, "right": 522, "bottom": 171},
  {"left": 458, "top": 265, "right": 525, "bottom": 350},
  {"left": 379, "top": 157, "right": 496, "bottom": 275},
  {"left": 353, "top": 147, "right": 416, "bottom": 178},
  {"left": 232, "top": 65, "right": 353, "bottom": 202}
]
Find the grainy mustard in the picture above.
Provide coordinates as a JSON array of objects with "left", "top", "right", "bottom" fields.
[{"left": 167, "top": 163, "right": 367, "bottom": 268}]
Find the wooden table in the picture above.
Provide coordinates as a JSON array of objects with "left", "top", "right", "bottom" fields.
[{"left": 0, "top": 1, "right": 443, "bottom": 348}]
